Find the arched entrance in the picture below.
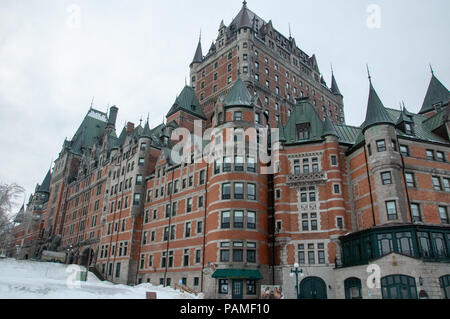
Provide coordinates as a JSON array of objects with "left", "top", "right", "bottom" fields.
[
  {"left": 299, "top": 276, "right": 328, "bottom": 299},
  {"left": 80, "top": 248, "right": 94, "bottom": 267}
]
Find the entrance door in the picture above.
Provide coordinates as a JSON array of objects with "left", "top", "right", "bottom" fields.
[
  {"left": 232, "top": 280, "right": 243, "bottom": 299},
  {"left": 299, "top": 277, "right": 327, "bottom": 299}
]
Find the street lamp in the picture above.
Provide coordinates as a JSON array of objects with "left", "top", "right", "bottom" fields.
[{"left": 290, "top": 263, "right": 303, "bottom": 299}]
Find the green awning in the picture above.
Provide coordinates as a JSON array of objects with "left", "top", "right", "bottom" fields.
[{"left": 212, "top": 269, "right": 263, "bottom": 280}]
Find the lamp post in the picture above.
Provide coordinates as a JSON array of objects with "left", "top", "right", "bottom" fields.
[{"left": 290, "top": 263, "right": 303, "bottom": 299}]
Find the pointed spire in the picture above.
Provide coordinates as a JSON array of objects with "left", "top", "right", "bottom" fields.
[
  {"left": 141, "top": 117, "right": 152, "bottom": 139},
  {"left": 224, "top": 77, "right": 253, "bottom": 107},
  {"left": 37, "top": 169, "right": 51, "bottom": 194},
  {"left": 322, "top": 116, "right": 339, "bottom": 138},
  {"left": 190, "top": 32, "right": 203, "bottom": 66},
  {"left": 330, "top": 66, "right": 342, "bottom": 96},
  {"left": 362, "top": 75, "right": 395, "bottom": 132},
  {"left": 419, "top": 67, "right": 450, "bottom": 114}
]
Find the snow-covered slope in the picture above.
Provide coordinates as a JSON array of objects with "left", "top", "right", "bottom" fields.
[{"left": 0, "top": 258, "right": 203, "bottom": 299}]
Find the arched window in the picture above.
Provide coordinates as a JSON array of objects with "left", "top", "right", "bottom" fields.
[
  {"left": 344, "top": 277, "right": 362, "bottom": 299},
  {"left": 440, "top": 275, "right": 450, "bottom": 299},
  {"left": 381, "top": 275, "right": 417, "bottom": 299}
]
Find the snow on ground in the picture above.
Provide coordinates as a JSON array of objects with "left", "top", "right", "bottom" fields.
[{"left": 0, "top": 258, "right": 203, "bottom": 299}]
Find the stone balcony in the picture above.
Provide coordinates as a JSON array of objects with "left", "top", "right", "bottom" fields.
[{"left": 286, "top": 171, "right": 327, "bottom": 187}]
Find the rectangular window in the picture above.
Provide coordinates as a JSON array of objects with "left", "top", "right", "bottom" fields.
[
  {"left": 219, "top": 279, "right": 228, "bottom": 294},
  {"left": 247, "top": 183, "right": 256, "bottom": 200},
  {"left": 234, "top": 111, "right": 243, "bottom": 121},
  {"left": 386, "top": 201, "right": 398, "bottom": 220},
  {"left": 247, "top": 157, "right": 256, "bottom": 172},
  {"left": 247, "top": 211, "right": 256, "bottom": 229},
  {"left": 376, "top": 140, "right": 386, "bottom": 152},
  {"left": 187, "top": 198, "right": 193, "bottom": 212},
  {"left": 308, "top": 251, "right": 315, "bottom": 264},
  {"left": 234, "top": 156, "right": 244, "bottom": 171},
  {"left": 233, "top": 249, "right": 243, "bottom": 262},
  {"left": 233, "top": 211, "right": 244, "bottom": 228},
  {"left": 410, "top": 203, "right": 422, "bottom": 222},
  {"left": 223, "top": 157, "right": 232, "bottom": 172},
  {"left": 405, "top": 172, "right": 416, "bottom": 188},
  {"left": 426, "top": 150, "right": 434, "bottom": 160},
  {"left": 318, "top": 250, "right": 325, "bottom": 264},
  {"left": 221, "top": 211, "right": 230, "bottom": 229},
  {"left": 381, "top": 171, "right": 392, "bottom": 185},
  {"left": 185, "top": 222, "right": 191, "bottom": 238},
  {"left": 172, "top": 202, "right": 177, "bottom": 216},
  {"left": 400, "top": 145, "right": 409, "bottom": 157},
  {"left": 247, "top": 249, "right": 256, "bottom": 263},
  {"left": 333, "top": 184, "right": 341, "bottom": 194},
  {"left": 198, "top": 196, "right": 204, "bottom": 208},
  {"left": 199, "top": 170, "right": 205, "bottom": 185},
  {"left": 443, "top": 178, "right": 450, "bottom": 192},
  {"left": 432, "top": 176, "right": 442, "bottom": 191},
  {"left": 220, "top": 248, "right": 230, "bottom": 262},
  {"left": 247, "top": 280, "right": 256, "bottom": 295},
  {"left": 436, "top": 151, "right": 445, "bottom": 162},
  {"left": 222, "top": 183, "right": 231, "bottom": 200},
  {"left": 439, "top": 206, "right": 448, "bottom": 224},
  {"left": 197, "top": 221, "right": 203, "bottom": 234},
  {"left": 331, "top": 155, "right": 338, "bottom": 166}
]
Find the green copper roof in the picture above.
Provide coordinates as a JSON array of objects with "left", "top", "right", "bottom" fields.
[
  {"left": 419, "top": 74, "right": 449, "bottom": 114},
  {"left": 331, "top": 72, "right": 342, "bottom": 96},
  {"left": 69, "top": 109, "right": 108, "bottom": 155},
  {"left": 224, "top": 77, "right": 253, "bottom": 108},
  {"left": 322, "top": 116, "right": 339, "bottom": 138},
  {"left": 37, "top": 169, "right": 51, "bottom": 193},
  {"left": 334, "top": 124, "right": 362, "bottom": 144},
  {"left": 396, "top": 107, "right": 414, "bottom": 125},
  {"left": 283, "top": 97, "right": 324, "bottom": 144},
  {"left": 423, "top": 108, "right": 447, "bottom": 133},
  {"left": 361, "top": 83, "right": 395, "bottom": 132},
  {"left": 167, "top": 86, "right": 206, "bottom": 119},
  {"left": 212, "top": 269, "right": 263, "bottom": 280}
]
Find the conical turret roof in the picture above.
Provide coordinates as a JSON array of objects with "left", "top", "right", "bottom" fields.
[
  {"left": 322, "top": 116, "right": 339, "bottom": 138},
  {"left": 37, "top": 169, "right": 51, "bottom": 193},
  {"left": 361, "top": 82, "right": 395, "bottom": 132},
  {"left": 223, "top": 77, "right": 253, "bottom": 107},
  {"left": 331, "top": 72, "right": 342, "bottom": 96},
  {"left": 419, "top": 73, "right": 449, "bottom": 114}
]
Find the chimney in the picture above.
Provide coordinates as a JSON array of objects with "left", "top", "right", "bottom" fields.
[{"left": 126, "top": 122, "right": 135, "bottom": 134}]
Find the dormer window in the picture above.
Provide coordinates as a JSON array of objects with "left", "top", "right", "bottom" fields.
[
  {"left": 296, "top": 123, "right": 310, "bottom": 140},
  {"left": 404, "top": 122, "right": 413, "bottom": 135}
]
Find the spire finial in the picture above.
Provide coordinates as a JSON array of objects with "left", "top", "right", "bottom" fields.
[
  {"left": 429, "top": 64, "right": 434, "bottom": 76},
  {"left": 366, "top": 64, "right": 372, "bottom": 84},
  {"left": 289, "top": 23, "right": 292, "bottom": 38},
  {"left": 90, "top": 96, "right": 94, "bottom": 109},
  {"left": 139, "top": 116, "right": 143, "bottom": 126},
  {"left": 199, "top": 28, "right": 202, "bottom": 43},
  {"left": 243, "top": 0, "right": 247, "bottom": 7},
  {"left": 147, "top": 113, "right": 150, "bottom": 123},
  {"left": 331, "top": 63, "right": 334, "bottom": 75}
]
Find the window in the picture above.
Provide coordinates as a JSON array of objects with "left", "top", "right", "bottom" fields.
[
  {"left": 185, "top": 222, "right": 191, "bottom": 238},
  {"left": 187, "top": 198, "right": 193, "bottom": 212},
  {"left": 337, "top": 217, "right": 344, "bottom": 229},
  {"left": 377, "top": 140, "right": 386, "bottom": 152},
  {"left": 386, "top": 201, "right": 398, "bottom": 220},
  {"left": 345, "top": 278, "right": 362, "bottom": 299},
  {"left": 221, "top": 211, "right": 230, "bottom": 228},
  {"left": 115, "top": 262, "right": 121, "bottom": 278},
  {"left": 235, "top": 156, "right": 244, "bottom": 171},
  {"left": 296, "top": 123, "right": 310, "bottom": 140},
  {"left": 333, "top": 184, "right": 341, "bottom": 194},
  {"left": 222, "top": 183, "right": 231, "bottom": 200},
  {"left": 405, "top": 172, "right": 416, "bottom": 188},
  {"left": 133, "top": 193, "right": 140, "bottom": 205},
  {"left": 410, "top": 204, "right": 422, "bottom": 222},
  {"left": 247, "top": 280, "right": 256, "bottom": 295},
  {"left": 247, "top": 184, "right": 256, "bottom": 200},
  {"left": 426, "top": 150, "right": 434, "bottom": 161},
  {"left": 247, "top": 157, "right": 256, "bottom": 172},
  {"left": 381, "top": 172, "right": 392, "bottom": 185},
  {"left": 234, "top": 111, "right": 242, "bottom": 121},
  {"left": 331, "top": 155, "right": 338, "bottom": 166},
  {"left": 197, "top": 221, "right": 203, "bottom": 234},
  {"left": 233, "top": 242, "right": 243, "bottom": 262},
  {"left": 195, "top": 250, "right": 201, "bottom": 264},
  {"left": 400, "top": 145, "right": 409, "bottom": 157},
  {"left": 381, "top": 275, "right": 418, "bottom": 299},
  {"left": 432, "top": 176, "right": 442, "bottom": 191},
  {"left": 234, "top": 183, "right": 244, "bottom": 199},
  {"left": 223, "top": 157, "right": 232, "bottom": 172},
  {"left": 219, "top": 279, "right": 228, "bottom": 294},
  {"left": 233, "top": 211, "right": 244, "bottom": 228},
  {"left": 198, "top": 196, "right": 204, "bottom": 208},
  {"left": 220, "top": 242, "right": 230, "bottom": 262},
  {"left": 444, "top": 178, "right": 450, "bottom": 192},
  {"left": 436, "top": 151, "right": 445, "bottom": 162},
  {"left": 247, "top": 247, "right": 256, "bottom": 263},
  {"left": 391, "top": 140, "right": 397, "bottom": 152},
  {"left": 439, "top": 206, "right": 448, "bottom": 224}
]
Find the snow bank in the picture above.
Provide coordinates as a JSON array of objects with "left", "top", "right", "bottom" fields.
[{"left": 0, "top": 258, "right": 203, "bottom": 299}]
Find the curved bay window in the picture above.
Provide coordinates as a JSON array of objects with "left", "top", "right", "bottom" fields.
[
  {"left": 344, "top": 277, "right": 362, "bottom": 299},
  {"left": 340, "top": 225, "right": 450, "bottom": 267},
  {"left": 381, "top": 275, "right": 418, "bottom": 299}
]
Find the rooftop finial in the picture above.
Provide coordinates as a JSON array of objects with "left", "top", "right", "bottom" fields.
[
  {"left": 429, "top": 64, "right": 434, "bottom": 76},
  {"left": 289, "top": 23, "right": 292, "bottom": 38},
  {"left": 90, "top": 96, "right": 95, "bottom": 109},
  {"left": 199, "top": 28, "right": 202, "bottom": 42},
  {"left": 139, "top": 116, "right": 143, "bottom": 126},
  {"left": 243, "top": 0, "right": 247, "bottom": 7},
  {"left": 147, "top": 113, "right": 150, "bottom": 123},
  {"left": 331, "top": 63, "right": 334, "bottom": 75},
  {"left": 366, "top": 64, "right": 372, "bottom": 84}
]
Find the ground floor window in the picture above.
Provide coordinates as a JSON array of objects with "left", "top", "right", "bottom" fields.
[
  {"left": 219, "top": 279, "right": 228, "bottom": 294},
  {"left": 344, "top": 277, "right": 362, "bottom": 299},
  {"left": 246, "top": 280, "right": 256, "bottom": 295},
  {"left": 381, "top": 275, "right": 417, "bottom": 299},
  {"left": 440, "top": 275, "right": 450, "bottom": 299}
]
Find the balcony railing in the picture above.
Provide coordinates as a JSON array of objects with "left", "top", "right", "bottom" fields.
[{"left": 286, "top": 171, "right": 326, "bottom": 186}]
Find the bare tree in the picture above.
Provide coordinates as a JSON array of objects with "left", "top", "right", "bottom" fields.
[{"left": 0, "top": 182, "right": 25, "bottom": 235}]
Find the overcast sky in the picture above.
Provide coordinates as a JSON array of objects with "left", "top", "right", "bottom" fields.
[{"left": 0, "top": 0, "right": 449, "bottom": 213}]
